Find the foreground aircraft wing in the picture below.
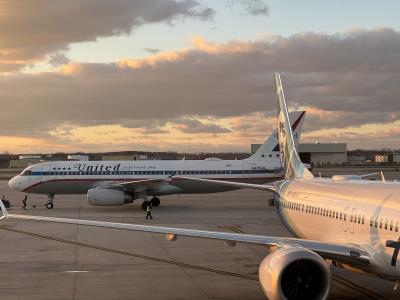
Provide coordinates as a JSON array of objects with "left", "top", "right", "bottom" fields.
[
  {"left": 173, "top": 176, "right": 277, "bottom": 193},
  {"left": 0, "top": 201, "right": 369, "bottom": 266}
]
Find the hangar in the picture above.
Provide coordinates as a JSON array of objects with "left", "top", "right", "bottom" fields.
[
  {"left": 251, "top": 143, "right": 347, "bottom": 166},
  {"left": 298, "top": 143, "right": 347, "bottom": 166}
]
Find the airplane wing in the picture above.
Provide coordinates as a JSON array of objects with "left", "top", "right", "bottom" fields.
[
  {"left": 173, "top": 176, "right": 277, "bottom": 193},
  {"left": 100, "top": 178, "right": 172, "bottom": 192},
  {"left": 0, "top": 201, "right": 369, "bottom": 267}
]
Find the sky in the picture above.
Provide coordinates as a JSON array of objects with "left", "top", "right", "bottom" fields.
[{"left": 1, "top": 0, "right": 400, "bottom": 154}]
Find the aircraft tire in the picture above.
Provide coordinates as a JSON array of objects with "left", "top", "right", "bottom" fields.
[
  {"left": 151, "top": 197, "right": 160, "bottom": 207},
  {"left": 141, "top": 200, "right": 150, "bottom": 211},
  {"left": 46, "top": 202, "right": 54, "bottom": 209}
]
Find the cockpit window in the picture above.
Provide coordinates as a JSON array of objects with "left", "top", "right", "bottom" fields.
[{"left": 21, "top": 170, "right": 32, "bottom": 176}]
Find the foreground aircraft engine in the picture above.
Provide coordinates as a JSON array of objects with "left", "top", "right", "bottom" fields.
[
  {"left": 87, "top": 188, "right": 133, "bottom": 206},
  {"left": 259, "top": 246, "right": 331, "bottom": 300}
]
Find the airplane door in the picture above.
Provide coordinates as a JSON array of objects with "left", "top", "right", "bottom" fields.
[
  {"left": 350, "top": 208, "right": 356, "bottom": 234},
  {"left": 42, "top": 165, "right": 51, "bottom": 182},
  {"left": 343, "top": 207, "right": 350, "bottom": 232},
  {"left": 119, "top": 165, "right": 128, "bottom": 181},
  {"left": 243, "top": 163, "right": 253, "bottom": 177}
]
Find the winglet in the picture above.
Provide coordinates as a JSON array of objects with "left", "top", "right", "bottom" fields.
[
  {"left": 0, "top": 200, "right": 9, "bottom": 219},
  {"left": 275, "top": 73, "right": 314, "bottom": 179}
]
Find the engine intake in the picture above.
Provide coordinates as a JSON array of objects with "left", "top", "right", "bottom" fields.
[
  {"left": 87, "top": 188, "right": 133, "bottom": 206},
  {"left": 259, "top": 246, "right": 331, "bottom": 300}
]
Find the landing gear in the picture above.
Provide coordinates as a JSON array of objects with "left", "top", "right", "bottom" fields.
[
  {"left": 141, "top": 200, "right": 150, "bottom": 211},
  {"left": 150, "top": 197, "right": 160, "bottom": 207},
  {"left": 46, "top": 194, "right": 54, "bottom": 209}
]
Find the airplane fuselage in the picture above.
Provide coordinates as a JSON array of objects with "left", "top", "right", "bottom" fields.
[
  {"left": 276, "top": 178, "right": 400, "bottom": 279},
  {"left": 10, "top": 159, "right": 282, "bottom": 195}
]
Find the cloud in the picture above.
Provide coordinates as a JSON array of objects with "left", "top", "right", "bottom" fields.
[
  {"left": 172, "top": 118, "right": 231, "bottom": 134},
  {"left": 48, "top": 53, "right": 70, "bottom": 67},
  {"left": 0, "top": 0, "right": 214, "bottom": 72},
  {"left": 225, "top": 0, "right": 269, "bottom": 16},
  {"left": 239, "top": 0, "right": 269, "bottom": 16},
  {"left": 1, "top": 28, "right": 400, "bottom": 151},
  {"left": 143, "top": 48, "right": 162, "bottom": 54}
]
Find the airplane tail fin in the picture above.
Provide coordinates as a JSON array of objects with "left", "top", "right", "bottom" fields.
[
  {"left": 275, "top": 73, "right": 314, "bottom": 179},
  {"left": 246, "top": 111, "right": 306, "bottom": 161}
]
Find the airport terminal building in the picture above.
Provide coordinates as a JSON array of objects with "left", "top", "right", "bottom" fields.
[{"left": 251, "top": 143, "right": 348, "bottom": 166}]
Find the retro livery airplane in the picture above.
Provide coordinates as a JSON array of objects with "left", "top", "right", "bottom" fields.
[
  {"left": 8, "top": 111, "right": 305, "bottom": 210},
  {"left": 3, "top": 73, "right": 399, "bottom": 300}
]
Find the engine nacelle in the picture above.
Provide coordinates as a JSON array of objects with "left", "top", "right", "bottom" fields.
[
  {"left": 87, "top": 188, "right": 133, "bottom": 206},
  {"left": 259, "top": 246, "right": 331, "bottom": 300}
]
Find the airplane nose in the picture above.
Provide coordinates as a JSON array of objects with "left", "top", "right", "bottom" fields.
[{"left": 8, "top": 176, "right": 21, "bottom": 191}]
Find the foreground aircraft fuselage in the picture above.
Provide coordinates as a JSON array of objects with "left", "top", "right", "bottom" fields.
[{"left": 276, "top": 178, "right": 400, "bottom": 278}]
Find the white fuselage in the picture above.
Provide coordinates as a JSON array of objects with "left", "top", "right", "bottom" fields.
[
  {"left": 9, "top": 159, "right": 281, "bottom": 195},
  {"left": 276, "top": 178, "right": 400, "bottom": 279}
]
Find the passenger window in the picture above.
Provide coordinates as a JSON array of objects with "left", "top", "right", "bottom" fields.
[
  {"left": 379, "top": 218, "right": 383, "bottom": 229},
  {"left": 370, "top": 218, "right": 373, "bottom": 227},
  {"left": 390, "top": 221, "right": 394, "bottom": 231},
  {"left": 385, "top": 219, "right": 388, "bottom": 230},
  {"left": 350, "top": 215, "right": 353, "bottom": 223},
  {"left": 396, "top": 222, "right": 399, "bottom": 233},
  {"left": 374, "top": 217, "right": 378, "bottom": 228},
  {"left": 362, "top": 215, "right": 365, "bottom": 225}
]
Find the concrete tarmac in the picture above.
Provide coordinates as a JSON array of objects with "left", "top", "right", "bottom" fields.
[{"left": 0, "top": 174, "right": 399, "bottom": 299}]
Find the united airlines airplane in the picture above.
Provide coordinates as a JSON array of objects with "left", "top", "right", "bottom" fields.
[
  {"left": 3, "top": 73, "right": 399, "bottom": 300},
  {"left": 8, "top": 111, "right": 305, "bottom": 210}
]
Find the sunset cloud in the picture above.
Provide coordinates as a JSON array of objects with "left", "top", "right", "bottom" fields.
[
  {"left": 0, "top": 0, "right": 214, "bottom": 72},
  {"left": 1, "top": 28, "right": 400, "bottom": 152}
]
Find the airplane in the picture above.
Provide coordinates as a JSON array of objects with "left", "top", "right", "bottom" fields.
[
  {"left": 8, "top": 110, "right": 305, "bottom": 210},
  {"left": 3, "top": 73, "right": 399, "bottom": 300}
]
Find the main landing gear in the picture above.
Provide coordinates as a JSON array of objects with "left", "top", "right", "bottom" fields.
[
  {"left": 141, "top": 197, "right": 161, "bottom": 210},
  {"left": 46, "top": 194, "right": 54, "bottom": 209},
  {"left": 151, "top": 197, "right": 160, "bottom": 207}
]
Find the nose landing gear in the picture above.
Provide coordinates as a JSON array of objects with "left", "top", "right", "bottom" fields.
[{"left": 46, "top": 194, "right": 54, "bottom": 209}]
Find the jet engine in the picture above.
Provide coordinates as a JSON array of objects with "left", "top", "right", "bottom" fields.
[
  {"left": 87, "top": 188, "right": 133, "bottom": 206},
  {"left": 259, "top": 246, "right": 331, "bottom": 300}
]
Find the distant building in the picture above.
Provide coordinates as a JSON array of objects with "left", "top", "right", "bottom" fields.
[
  {"left": 67, "top": 154, "right": 89, "bottom": 161},
  {"left": 101, "top": 154, "right": 148, "bottom": 161},
  {"left": 375, "top": 154, "right": 388, "bottom": 164},
  {"left": 388, "top": 153, "right": 400, "bottom": 164},
  {"left": 251, "top": 143, "right": 347, "bottom": 166},
  {"left": 10, "top": 155, "right": 42, "bottom": 168},
  {"left": 347, "top": 155, "right": 366, "bottom": 165},
  {"left": 375, "top": 153, "right": 400, "bottom": 164},
  {"left": 19, "top": 155, "right": 41, "bottom": 160},
  {"left": 298, "top": 143, "right": 347, "bottom": 166}
]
